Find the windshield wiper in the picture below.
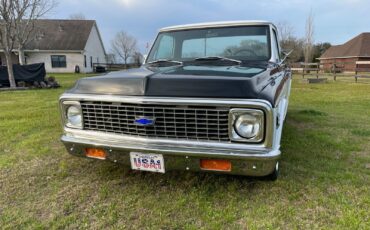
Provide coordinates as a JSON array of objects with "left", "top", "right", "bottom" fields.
[
  {"left": 146, "top": 59, "right": 183, "bottom": 66},
  {"left": 193, "top": 56, "right": 242, "bottom": 65}
]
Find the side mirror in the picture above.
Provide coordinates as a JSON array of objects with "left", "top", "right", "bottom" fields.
[{"left": 280, "top": 49, "right": 293, "bottom": 64}]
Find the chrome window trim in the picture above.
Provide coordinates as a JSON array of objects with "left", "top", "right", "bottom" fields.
[
  {"left": 60, "top": 94, "right": 275, "bottom": 150},
  {"left": 159, "top": 20, "right": 276, "bottom": 32}
]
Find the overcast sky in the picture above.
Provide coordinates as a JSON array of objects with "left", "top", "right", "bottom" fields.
[{"left": 51, "top": 0, "right": 370, "bottom": 53}]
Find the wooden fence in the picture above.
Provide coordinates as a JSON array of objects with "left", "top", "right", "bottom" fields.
[
  {"left": 354, "top": 61, "right": 370, "bottom": 82},
  {"left": 290, "top": 61, "right": 370, "bottom": 82},
  {"left": 92, "top": 63, "right": 140, "bottom": 72}
]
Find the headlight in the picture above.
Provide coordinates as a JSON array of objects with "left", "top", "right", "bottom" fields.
[
  {"left": 229, "top": 109, "right": 264, "bottom": 143},
  {"left": 234, "top": 114, "right": 261, "bottom": 139},
  {"left": 62, "top": 101, "right": 83, "bottom": 129},
  {"left": 67, "top": 106, "right": 82, "bottom": 127}
]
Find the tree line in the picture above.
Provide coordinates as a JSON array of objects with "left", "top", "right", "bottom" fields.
[
  {"left": 278, "top": 11, "right": 331, "bottom": 64},
  {"left": 109, "top": 31, "right": 143, "bottom": 66}
]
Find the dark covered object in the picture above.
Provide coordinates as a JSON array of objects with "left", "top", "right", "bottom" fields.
[
  {"left": 0, "top": 63, "right": 46, "bottom": 86},
  {"left": 95, "top": 66, "right": 106, "bottom": 73}
]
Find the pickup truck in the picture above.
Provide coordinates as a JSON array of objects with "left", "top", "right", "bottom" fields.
[{"left": 59, "top": 21, "right": 291, "bottom": 180}]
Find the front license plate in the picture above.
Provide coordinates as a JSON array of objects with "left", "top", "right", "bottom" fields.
[{"left": 130, "top": 152, "right": 165, "bottom": 173}]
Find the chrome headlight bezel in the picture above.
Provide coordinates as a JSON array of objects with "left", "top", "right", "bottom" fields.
[
  {"left": 61, "top": 101, "right": 83, "bottom": 129},
  {"left": 229, "top": 108, "right": 265, "bottom": 143}
]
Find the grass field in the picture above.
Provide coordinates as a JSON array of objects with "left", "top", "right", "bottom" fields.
[{"left": 0, "top": 73, "right": 369, "bottom": 229}]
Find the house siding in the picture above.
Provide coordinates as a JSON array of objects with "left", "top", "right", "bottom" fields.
[
  {"left": 26, "top": 23, "right": 107, "bottom": 73},
  {"left": 82, "top": 24, "right": 106, "bottom": 73},
  {"left": 320, "top": 57, "right": 370, "bottom": 72},
  {"left": 26, "top": 52, "right": 84, "bottom": 73}
]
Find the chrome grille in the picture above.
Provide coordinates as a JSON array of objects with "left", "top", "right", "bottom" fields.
[{"left": 80, "top": 101, "right": 230, "bottom": 142}]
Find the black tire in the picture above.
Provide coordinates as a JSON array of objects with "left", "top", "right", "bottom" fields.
[{"left": 265, "top": 161, "right": 279, "bottom": 181}]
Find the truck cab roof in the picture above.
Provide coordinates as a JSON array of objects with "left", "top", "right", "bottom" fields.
[{"left": 160, "top": 20, "right": 277, "bottom": 32}]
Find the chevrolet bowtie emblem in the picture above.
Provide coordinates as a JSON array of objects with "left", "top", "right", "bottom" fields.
[{"left": 134, "top": 117, "right": 156, "bottom": 126}]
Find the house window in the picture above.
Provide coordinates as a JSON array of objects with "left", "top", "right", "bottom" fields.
[
  {"left": 51, "top": 55, "right": 66, "bottom": 68},
  {"left": 84, "top": 55, "right": 87, "bottom": 68},
  {"left": 90, "top": 56, "right": 93, "bottom": 67}
]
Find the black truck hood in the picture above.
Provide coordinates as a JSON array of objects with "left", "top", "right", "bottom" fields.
[{"left": 68, "top": 66, "right": 281, "bottom": 105}]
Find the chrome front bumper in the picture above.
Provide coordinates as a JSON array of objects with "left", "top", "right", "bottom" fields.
[{"left": 61, "top": 130, "right": 280, "bottom": 176}]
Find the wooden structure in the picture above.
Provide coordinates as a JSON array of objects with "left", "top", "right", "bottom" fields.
[
  {"left": 305, "top": 78, "right": 327, "bottom": 84},
  {"left": 290, "top": 61, "right": 370, "bottom": 82},
  {"left": 300, "top": 63, "right": 320, "bottom": 79},
  {"left": 355, "top": 61, "right": 370, "bottom": 82}
]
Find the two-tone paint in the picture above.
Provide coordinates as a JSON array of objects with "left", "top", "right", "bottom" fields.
[{"left": 59, "top": 21, "right": 292, "bottom": 178}]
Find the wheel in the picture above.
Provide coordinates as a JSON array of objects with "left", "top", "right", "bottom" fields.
[{"left": 265, "top": 161, "right": 279, "bottom": 181}]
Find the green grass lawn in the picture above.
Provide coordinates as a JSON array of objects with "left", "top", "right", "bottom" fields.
[{"left": 0, "top": 73, "right": 369, "bottom": 229}]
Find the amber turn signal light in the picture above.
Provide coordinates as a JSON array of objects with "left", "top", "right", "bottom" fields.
[
  {"left": 85, "top": 148, "right": 106, "bottom": 160},
  {"left": 200, "top": 159, "right": 231, "bottom": 171}
]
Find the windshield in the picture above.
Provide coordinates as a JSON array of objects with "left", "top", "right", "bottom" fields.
[{"left": 146, "top": 26, "right": 271, "bottom": 63}]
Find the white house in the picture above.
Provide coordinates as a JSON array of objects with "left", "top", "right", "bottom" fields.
[{"left": 0, "top": 19, "right": 106, "bottom": 73}]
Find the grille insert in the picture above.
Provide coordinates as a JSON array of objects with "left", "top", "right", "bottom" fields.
[{"left": 80, "top": 101, "right": 230, "bottom": 142}]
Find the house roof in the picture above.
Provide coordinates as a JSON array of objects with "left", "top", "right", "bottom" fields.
[
  {"left": 319, "top": 33, "right": 370, "bottom": 59},
  {"left": 23, "top": 19, "right": 96, "bottom": 51}
]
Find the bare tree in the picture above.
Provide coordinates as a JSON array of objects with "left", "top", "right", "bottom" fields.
[
  {"left": 69, "top": 12, "right": 86, "bottom": 20},
  {"left": 132, "top": 51, "right": 143, "bottom": 66},
  {"left": 0, "top": 1, "right": 17, "bottom": 87},
  {"left": 0, "top": 0, "right": 56, "bottom": 88},
  {"left": 281, "top": 37, "right": 305, "bottom": 64},
  {"left": 111, "top": 31, "right": 138, "bottom": 64},
  {"left": 106, "top": 53, "right": 116, "bottom": 64},
  {"left": 275, "top": 21, "right": 305, "bottom": 64},
  {"left": 15, "top": 0, "right": 57, "bottom": 65},
  {"left": 303, "top": 10, "right": 315, "bottom": 63},
  {"left": 276, "top": 21, "right": 294, "bottom": 44}
]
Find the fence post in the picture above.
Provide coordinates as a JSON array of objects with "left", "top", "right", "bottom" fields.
[
  {"left": 333, "top": 60, "right": 336, "bottom": 81},
  {"left": 355, "top": 62, "right": 358, "bottom": 82},
  {"left": 302, "top": 63, "right": 305, "bottom": 78},
  {"left": 316, "top": 63, "right": 319, "bottom": 79}
]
